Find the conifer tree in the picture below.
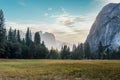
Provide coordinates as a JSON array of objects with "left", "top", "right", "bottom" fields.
[
  {"left": 60, "top": 45, "right": 70, "bottom": 59},
  {"left": 98, "top": 41, "right": 103, "bottom": 59},
  {"left": 17, "top": 30, "right": 21, "bottom": 43},
  {"left": 0, "top": 10, "right": 6, "bottom": 57},
  {"left": 34, "top": 32, "right": 41, "bottom": 45},
  {"left": 84, "top": 42, "right": 91, "bottom": 59},
  {"left": 8, "top": 28, "right": 13, "bottom": 41},
  {"left": 25, "top": 28, "right": 32, "bottom": 46}
]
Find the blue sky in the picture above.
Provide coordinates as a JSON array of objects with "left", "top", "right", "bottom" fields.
[
  {"left": 0, "top": 0, "right": 120, "bottom": 43},
  {"left": 0, "top": 0, "right": 100, "bottom": 23}
]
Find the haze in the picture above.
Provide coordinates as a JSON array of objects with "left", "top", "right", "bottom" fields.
[{"left": 0, "top": 0, "right": 120, "bottom": 44}]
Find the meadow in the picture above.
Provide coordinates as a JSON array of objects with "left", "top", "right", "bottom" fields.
[{"left": 0, "top": 59, "right": 119, "bottom": 80}]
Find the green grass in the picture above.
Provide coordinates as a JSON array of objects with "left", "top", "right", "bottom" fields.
[{"left": 0, "top": 60, "right": 119, "bottom": 80}]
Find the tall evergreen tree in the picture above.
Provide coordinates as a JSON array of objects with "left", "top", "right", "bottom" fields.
[
  {"left": 71, "top": 43, "right": 84, "bottom": 59},
  {"left": 98, "top": 41, "right": 103, "bottom": 59},
  {"left": 71, "top": 44, "right": 77, "bottom": 59},
  {"left": 0, "top": 9, "right": 5, "bottom": 41},
  {"left": 17, "top": 30, "right": 21, "bottom": 43},
  {"left": 36, "top": 41, "right": 49, "bottom": 59},
  {"left": 60, "top": 45, "right": 70, "bottom": 59},
  {"left": 34, "top": 32, "right": 41, "bottom": 45},
  {"left": 47, "top": 48, "right": 59, "bottom": 59},
  {"left": 84, "top": 42, "right": 91, "bottom": 59},
  {"left": 8, "top": 28, "right": 17, "bottom": 42},
  {"left": 8, "top": 28, "right": 13, "bottom": 41},
  {"left": 0, "top": 10, "right": 4, "bottom": 28},
  {"left": 72, "top": 44, "right": 76, "bottom": 52},
  {"left": 25, "top": 28, "right": 32, "bottom": 46},
  {"left": 106, "top": 48, "right": 110, "bottom": 59},
  {"left": 13, "top": 29, "right": 17, "bottom": 42},
  {"left": 78, "top": 43, "right": 84, "bottom": 59},
  {"left": 0, "top": 10, "right": 6, "bottom": 57}
]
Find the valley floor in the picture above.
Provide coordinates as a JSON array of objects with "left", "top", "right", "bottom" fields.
[{"left": 0, "top": 59, "right": 119, "bottom": 80}]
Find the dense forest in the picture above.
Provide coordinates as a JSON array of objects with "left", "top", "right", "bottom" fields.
[{"left": 0, "top": 10, "right": 120, "bottom": 59}]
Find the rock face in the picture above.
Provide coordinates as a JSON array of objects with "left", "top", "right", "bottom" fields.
[
  {"left": 39, "top": 31, "right": 56, "bottom": 49},
  {"left": 40, "top": 32, "right": 73, "bottom": 50},
  {"left": 86, "top": 3, "right": 120, "bottom": 52}
]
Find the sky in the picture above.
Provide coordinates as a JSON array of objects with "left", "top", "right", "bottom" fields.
[{"left": 0, "top": 0, "right": 120, "bottom": 44}]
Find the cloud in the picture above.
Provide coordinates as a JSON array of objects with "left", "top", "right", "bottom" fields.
[
  {"left": 48, "top": 8, "right": 52, "bottom": 11},
  {"left": 18, "top": 0, "right": 26, "bottom": 7},
  {"left": 50, "top": 7, "right": 95, "bottom": 28},
  {"left": 51, "top": 9, "right": 96, "bottom": 31},
  {"left": 19, "top": 2, "right": 26, "bottom": 7},
  {"left": 61, "top": 7, "right": 67, "bottom": 14},
  {"left": 51, "top": 13, "right": 86, "bottom": 27},
  {"left": 44, "top": 13, "right": 49, "bottom": 16},
  {"left": 95, "top": 0, "right": 120, "bottom": 5},
  {"left": 104, "top": 0, "right": 120, "bottom": 3}
]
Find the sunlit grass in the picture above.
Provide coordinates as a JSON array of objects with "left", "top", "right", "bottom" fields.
[{"left": 0, "top": 59, "right": 119, "bottom": 80}]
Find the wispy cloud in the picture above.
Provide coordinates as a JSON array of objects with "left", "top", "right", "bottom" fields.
[
  {"left": 51, "top": 7, "right": 96, "bottom": 30},
  {"left": 95, "top": 0, "right": 120, "bottom": 5},
  {"left": 44, "top": 13, "right": 49, "bottom": 16},
  {"left": 51, "top": 8, "right": 87, "bottom": 27},
  {"left": 48, "top": 8, "right": 52, "bottom": 11},
  {"left": 18, "top": 0, "right": 26, "bottom": 7},
  {"left": 51, "top": 14, "right": 86, "bottom": 27}
]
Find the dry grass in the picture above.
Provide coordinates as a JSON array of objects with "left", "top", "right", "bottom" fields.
[{"left": 0, "top": 59, "right": 119, "bottom": 80}]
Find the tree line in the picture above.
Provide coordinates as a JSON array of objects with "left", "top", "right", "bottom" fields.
[{"left": 0, "top": 10, "right": 120, "bottom": 59}]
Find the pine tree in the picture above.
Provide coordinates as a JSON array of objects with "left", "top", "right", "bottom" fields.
[
  {"left": 34, "top": 32, "right": 41, "bottom": 45},
  {"left": 0, "top": 9, "right": 5, "bottom": 41},
  {"left": 71, "top": 43, "right": 84, "bottom": 59},
  {"left": 60, "top": 45, "right": 70, "bottom": 59},
  {"left": 98, "top": 41, "right": 103, "bottom": 59},
  {"left": 47, "top": 48, "right": 59, "bottom": 59},
  {"left": 37, "top": 41, "right": 49, "bottom": 59},
  {"left": 71, "top": 44, "right": 77, "bottom": 59},
  {"left": 78, "top": 43, "right": 84, "bottom": 59},
  {"left": 106, "top": 48, "right": 110, "bottom": 59},
  {"left": 8, "top": 28, "right": 13, "bottom": 41},
  {"left": 0, "top": 10, "right": 6, "bottom": 57},
  {"left": 84, "top": 42, "right": 91, "bottom": 59},
  {"left": 25, "top": 28, "right": 32, "bottom": 46},
  {"left": 17, "top": 30, "right": 21, "bottom": 43},
  {"left": 13, "top": 29, "right": 17, "bottom": 42},
  {"left": 22, "top": 38, "right": 25, "bottom": 45},
  {"left": 72, "top": 44, "right": 76, "bottom": 52}
]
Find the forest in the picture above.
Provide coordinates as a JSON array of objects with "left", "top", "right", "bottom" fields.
[{"left": 0, "top": 10, "right": 120, "bottom": 59}]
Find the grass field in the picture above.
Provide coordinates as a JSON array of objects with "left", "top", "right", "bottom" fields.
[{"left": 0, "top": 60, "right": 119, "bottom": 80}]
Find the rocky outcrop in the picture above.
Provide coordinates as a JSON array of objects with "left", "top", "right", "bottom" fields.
[
  {"left": 40, "top": 32, "right": 56, "bottom": 48},
  {"left": 86, "top": 3, "right": 120, "bottom": 52}
]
